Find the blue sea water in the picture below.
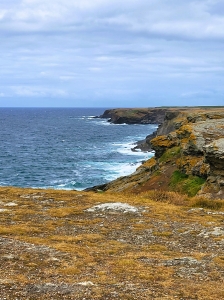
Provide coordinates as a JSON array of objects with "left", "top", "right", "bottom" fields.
[{"left": 0, "top": 108, "right": 157, "bottom": 190}]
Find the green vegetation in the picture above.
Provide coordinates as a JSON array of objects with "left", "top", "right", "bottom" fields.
[
  {"left": 159, "top": 146, "right": 181, "bottom": 163},
  {"left": 169, "top": 170, "right": 206, "bottom": 197}
]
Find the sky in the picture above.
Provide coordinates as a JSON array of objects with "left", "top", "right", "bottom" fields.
[{"left": 0, "top": 0, "right": 224, "bottom": 107}]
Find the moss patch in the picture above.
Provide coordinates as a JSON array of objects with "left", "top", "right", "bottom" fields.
[
  {"left": 169, "top": 170, "right": 206, "bottom": 197},
  {"left": 159, "top": 146, "right": 181, "bottom": 163}
]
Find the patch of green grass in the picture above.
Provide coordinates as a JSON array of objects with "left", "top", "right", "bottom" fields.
[
  {"left": 159, "top": 147, "right": 181, "bottom": 163},
  {"left": 169, "top": 170, "right": 206, "bottom": 197},
  {"left": 170, "top": 170, "right": 188, "bottom": 184}
]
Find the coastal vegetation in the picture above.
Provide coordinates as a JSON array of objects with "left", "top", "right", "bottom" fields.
[{"left": 169, "top": 170, "right": 206, "bottom": 197}]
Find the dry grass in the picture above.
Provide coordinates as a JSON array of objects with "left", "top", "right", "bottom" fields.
[
  {"left": 141, "top": 190, "right": 187, "bottom": 205},
  {"left": 190, "top": 196, "right": 224, "bottom": 210},
  {"left": 0, "top": 186, "right": 224, "bottom": 299}
]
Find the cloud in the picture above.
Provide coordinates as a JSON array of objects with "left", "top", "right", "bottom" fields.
[
  {"left": 0, "top": 0, "right": 223, "bottom": 41},
  {"left": 0, "top": 0, "right": 223, "bottom": 106},
  {"left": 11, "top": 85, "right": 68, "bottom": 97}
]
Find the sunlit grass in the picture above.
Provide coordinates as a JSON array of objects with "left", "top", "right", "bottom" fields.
[{"left": 1, "top": 186, "right": 224, "bottom": 299}]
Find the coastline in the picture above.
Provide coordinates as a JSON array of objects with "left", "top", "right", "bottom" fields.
[
  {"left": 1, "top": 107, "right": 224, "bottom": 299},
  {"left": 1, "top": 106, "right": 224, "bottom": 198},
  {"left": 89, "top": 107, "right": 224, "bottom": 199}
]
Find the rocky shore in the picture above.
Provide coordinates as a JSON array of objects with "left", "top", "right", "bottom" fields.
[{"left": 93, "top": 107, "right": 224, "bottom": 199}]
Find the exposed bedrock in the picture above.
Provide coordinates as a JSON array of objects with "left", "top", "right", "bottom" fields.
[{"left": 93, "top": 107, "right": 224, "bottom": 199}]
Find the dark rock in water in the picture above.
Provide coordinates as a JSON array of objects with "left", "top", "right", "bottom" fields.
[
  {"left": 84, "top": 183, "right": 108, "bottom": 192},
  {"left": 132, "top": 132, "right": 157, "bottom": 152}
]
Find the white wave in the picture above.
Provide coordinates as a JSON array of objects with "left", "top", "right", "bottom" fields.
[
  {"left": 90, "top": 119, "right": 129, "bottom": 126},
  {"left": 86, "top": 116, "right": 96, "bottom": 119},
  {"left": 104, "top": 162, "right": 142, "bottom": 181},
  {"left": 47, "top": 179, "right": 78, "bottom": 190},
  {"left": 91, "top": 119, "right": 111, "bottom": 126},
  {"left": 112, "top": 141, "right": 154, "bottom": 158},
  {"left": 110, "top": 123, "right": 128, "bottom": 126}
]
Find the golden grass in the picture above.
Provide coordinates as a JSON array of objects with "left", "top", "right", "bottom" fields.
[{"left": 1, "top": 186, "right": 224, "bottom": 299}]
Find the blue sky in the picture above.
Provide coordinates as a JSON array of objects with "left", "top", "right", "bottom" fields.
[{"left": 0, "top": 0, "right": 224, "bottom": 107}]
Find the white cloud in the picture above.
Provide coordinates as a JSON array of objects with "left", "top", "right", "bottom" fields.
[
  {"left": 11, "top": 86, "right": 68, "bottom": 97},
  {"left": 0, "top": 0, "right": 223, "bottom": 106},
  {"left": 0, "top": 0, "right": 223, "bottom": 40}
]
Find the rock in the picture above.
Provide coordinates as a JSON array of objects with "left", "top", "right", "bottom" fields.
[
  {"left": 204, "top": 138, "right": 224, "bottom": 175},
  {"left": 4, "top": 202, "right": 18, "bottom": 207},
  {"left": 100, "top": 108, "right": 168, "bottom": 124},
  {"left": 86, "top": 202, "right": 139, "bottom": 213},
  {"left": 77, "top": 281, "right": 95, "bottom": 286},
  {"left": 0, "top": 209, "right": 9, "bottom": 212},
  {"left": 150, "top": 135, "right": 177, "bottom": 158},
  {"left": 132, "top": 131, "right": 157, "bottom": 152}
]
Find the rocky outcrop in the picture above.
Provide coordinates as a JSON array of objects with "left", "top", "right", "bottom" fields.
[
  {"left": 92, "top": 107, "right": 224, "bottom": 199},
  {"left": 132, "top": 131, "right": 157, "bottom": 152},
  {"left": 100, "top": 108, "right": 168, "bottom": 124}
]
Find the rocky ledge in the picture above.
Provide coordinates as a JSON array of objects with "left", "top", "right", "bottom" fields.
[{"left": 93, "top": 107, "right": 224, "bottom": 199}]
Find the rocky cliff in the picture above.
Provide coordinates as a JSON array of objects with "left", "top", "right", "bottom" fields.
[
  {"left": 93, "top": 107, "right": 224, "bottom": 199},
  {"left": 100, "top": 108, "right": 168, "bottom": 124}
]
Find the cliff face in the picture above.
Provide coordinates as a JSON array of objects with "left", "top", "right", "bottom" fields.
[
  {"left": 95, "top": 108, "right": 224, "bottom": 199},
  {"left": 100, "top": 108, "right": 168, "bottom": 124}
]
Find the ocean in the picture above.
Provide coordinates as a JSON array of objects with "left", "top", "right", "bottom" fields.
[{"left": 0, "top": 108, "right": 157, "bottom": 190}]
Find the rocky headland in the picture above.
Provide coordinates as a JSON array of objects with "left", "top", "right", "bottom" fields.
[
  {"left": 100, "top": 107, "right": 168, "bottom": 125},
  {"left": 93, "top": 107, "right": 224, "bottom": 199}
]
